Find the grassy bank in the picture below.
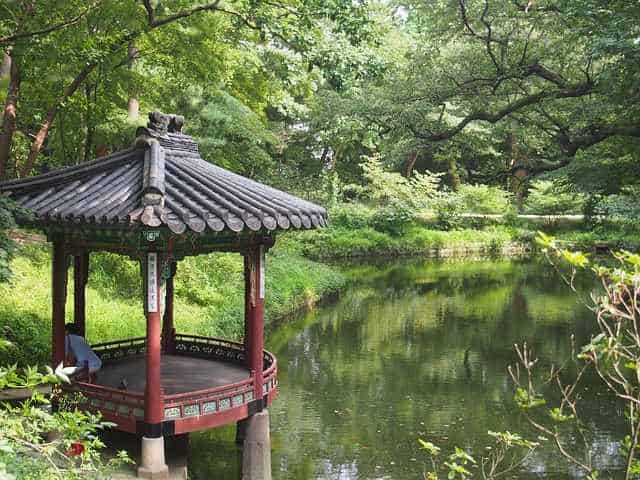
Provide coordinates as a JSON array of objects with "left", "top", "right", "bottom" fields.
[
  {"left": 552, "top": 228, "right": 640, "bottom": 251},
  {"left": 293, "top": 225, "right": 529, "bottom": 259},
  {"left": 3, "top": 218, "right": 631, "bottom": 367},
  {"left": 0, "top": 243, "right": 345, "bottom": 366}
]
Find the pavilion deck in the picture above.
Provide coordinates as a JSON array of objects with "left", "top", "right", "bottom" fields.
[
  {"left": 65, "top": 334, "right": 278, "bottom": 435},
  {"left": 96, "top": 355, "right": 251, "bottom": 395}
]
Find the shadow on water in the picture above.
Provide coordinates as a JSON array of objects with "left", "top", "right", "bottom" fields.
[{"left": 188, "top": 257, "right": 626, "bottom": 479}]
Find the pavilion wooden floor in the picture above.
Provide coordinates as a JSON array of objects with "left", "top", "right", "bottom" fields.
[{"left": 95, "top": 355, "right": 250, "bottom": 394}]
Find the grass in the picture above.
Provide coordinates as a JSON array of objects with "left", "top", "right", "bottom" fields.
[
  {"left": 3, "top": 217, "right": 627, "bottom": 366},
  {"left": 553, "top": 227, "right": 640, "bottom": 250},
  {"left": 295, "top": 225, "right": 525, "bottom": 259},
  {"left": 0, "top": 243, "right": 345, "bottom": 366}
]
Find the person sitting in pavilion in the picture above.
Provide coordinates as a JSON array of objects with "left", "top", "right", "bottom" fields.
[{"left": 64, "top": 324, "right": 102, "bottom": 382}]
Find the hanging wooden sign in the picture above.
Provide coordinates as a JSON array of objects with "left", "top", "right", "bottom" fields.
[
  {"left": 148, "top": 252, "right": 158, "bottom": 312},
  {"left": 259, "top": 246, "right": 265, "bottom": 300}
]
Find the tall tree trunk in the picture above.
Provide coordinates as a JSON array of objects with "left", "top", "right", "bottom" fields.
[
  {"left": 0, "top": 50, "right": 20, "bottom": 180},
  {"left": 448, "top": 156, "right": 460, "bottom": 190},
  {"left": 127, "top": 41, "right": 139, "bottom": 121},
  {"left": 0, "top": 53, "right": 11, "bottom": 78},
  {"left": 21, "top": 63, "right": 95, "bottom": 177},
  {"left": 505, "top": 131, "right": 528, "bottom": 208},
  {"left": 84, "top": 83, "right": 94, "bottom": 163},
  {"left": 404, "top": 150, "right": 418, "bottom": 177}
]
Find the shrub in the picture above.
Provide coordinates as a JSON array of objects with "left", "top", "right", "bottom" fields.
[
  {"left": 359, "top": 155, "right": 442, "bottom": 235},
  {"left": 328, "top": 203, "right": 376, "bottom": 230},
  {"left": 0, "top": 350, "right": 130, "bottom": 479},
  {"left": 0, "top": 197, "right": 31, "bottom": 283},
  {"left": 523, "top": 180, "right": 585, "bottom": 215},
  {"left": 456, "top": 184, "right": 514, "bottom": 214},
  {"left": 592, "top": 185, "right": 640, "bottom": 232},
  {"left": 433, "top": 191, "right": 464, "bottom": 230}
]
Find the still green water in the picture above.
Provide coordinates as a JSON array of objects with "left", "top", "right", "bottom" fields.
[{"left": 190, "top": 257, "right": 625, "bottom": 479}]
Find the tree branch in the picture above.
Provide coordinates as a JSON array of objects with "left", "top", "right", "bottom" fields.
[
  {"left": 142, "top": 0, "right": 223, "bottom": 28},
  {"left": 410, "top": 80, "right": 594, "bottom": 142},
  {"left": 0, "top": 3, "right": 100, "bottom": 46},
  {"left": 558, "top": 123, "right": 640, "bottom": 156}
]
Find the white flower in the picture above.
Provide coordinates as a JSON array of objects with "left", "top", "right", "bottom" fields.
[{"left": 54, "top": 363, "right": 79, "bottom": 384}]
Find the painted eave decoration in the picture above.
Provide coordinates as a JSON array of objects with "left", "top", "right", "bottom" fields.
[{"left": 0, "top": 112, "right": 328, "bottom": 235}]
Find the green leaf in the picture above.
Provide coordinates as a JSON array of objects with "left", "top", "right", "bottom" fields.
[{"left": 418, "top": 438, "right": 441, "bottom": 456}]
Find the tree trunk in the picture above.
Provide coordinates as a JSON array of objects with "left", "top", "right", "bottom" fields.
[
  {"left": 0, "top": 52, "right": 11, "bottom": 78},
  {"left": 21, "top": 63, "right": 95, "bottom": 177},
  {"left": 505, "top": 131, "right": 529, "bottom": 208},
  {"left": 404, "top": 150, "right": 418, "bottom": 177},
  {"left": 448, "top": 156, "right": 460, "bottom": 190},
  {"left": 0, "top": 50, "right": 20, "bottom": 180},
  {"left": 84, "top": 83, "right": 95, "bottom": 163},
  {"left": 127, "top": 41, "right": 139, "bottom": 121}
]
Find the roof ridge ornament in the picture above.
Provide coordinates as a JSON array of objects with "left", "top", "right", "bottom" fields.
[
  {"left": 134, "top": 112, "right": 185, "bottom": 148},
  {"left": 140, "top": 136, "right": 166, "bottom": 228}
]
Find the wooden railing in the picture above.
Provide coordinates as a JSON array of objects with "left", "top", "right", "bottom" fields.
[
  {"left": 92, "top": 336, "right": 146, "bottom": 361},
  {"left": 65, "top": 334, "right": 277, "bottom": 433},
  {"left": 166, "top": 334, "right": 277, "bottom": 420},
  {"left": 67, "top": 380, "right": 146, "bottom": 423},
  {"left": 173, "top": 334, "right": 248, "bottom": 366}
]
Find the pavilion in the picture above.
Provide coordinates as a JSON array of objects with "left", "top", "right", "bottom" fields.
[{"left": 0, "top": 112, "right": 327, "bottom": 479}]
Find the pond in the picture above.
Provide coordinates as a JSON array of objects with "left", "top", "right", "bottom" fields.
[{"left": 188, "top": 257, "right": 625, "bottom": 479}]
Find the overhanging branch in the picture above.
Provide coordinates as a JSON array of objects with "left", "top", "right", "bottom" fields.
[
  {"left": 142, "top": 0, "right": 223, "bottom": 28},
  {"left": 411, "top": 80, "right": 594, "bottom": 142},
  {"left": 559, "top": 123, "right": 640, "bottom": 156},
  {"left": 0, "top": 3, "right": 101, "bottom": 46}
]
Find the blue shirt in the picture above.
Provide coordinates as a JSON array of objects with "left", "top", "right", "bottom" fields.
[{"left": 65, "top": 334, "right": 102, "bottom": 371}]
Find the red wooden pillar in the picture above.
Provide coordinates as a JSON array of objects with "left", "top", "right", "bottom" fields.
[
  {"left": 245, "top": 245, "right": 265, "bottom": 404},
  {"left": 243, "top": 254, "right": 251, "bottom": 366},
  {"left": 162, "top": 261, "right": 176, "bottom": 353},
  {"left": 52, "top": 241, "right": 68, "bottom": 367},
  {"left": 73, "top": 252, "right": 89, "bottom": 337},
  {"left": 144, "top": 251, "right": 164, "bottom": 432}
]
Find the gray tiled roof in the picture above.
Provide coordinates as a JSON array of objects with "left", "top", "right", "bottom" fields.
[{"left": 0, "top": 113, "right": 327, "bottom": 235}]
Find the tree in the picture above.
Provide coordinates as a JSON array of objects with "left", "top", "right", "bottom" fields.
[
  {"left": 0, "top": 0, "right": 373, "bottom": 179},
  {"left": 509, "top": 236, "right": 640, "bottom": 479},
  {"left": 303, "top": 0, "right": 639, "bottom": 191}
]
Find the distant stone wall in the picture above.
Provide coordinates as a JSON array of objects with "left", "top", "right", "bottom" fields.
[{"left": 420, "top": 242, "right": 532, "bottom": 258}]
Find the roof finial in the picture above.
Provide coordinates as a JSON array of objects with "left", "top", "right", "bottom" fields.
[
  {"left": 168, "top": 115, "right": 184, "bottom": 133},
  {"left": 134, "top": 111, "right": 185, "bottom": 148},
  {"left": 147, "top": 111, "right": 171, "bottom": 135}
]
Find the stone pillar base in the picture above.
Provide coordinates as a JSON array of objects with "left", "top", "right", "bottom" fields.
[
  {"left": 242, "top": 410, "right": 272, "bottom": 480},
  {"left": 236, "top": 418, "right": 248, "bottom": 446},
  {"left": 137, "top": 436, "right": 169, "bottom": 480}
]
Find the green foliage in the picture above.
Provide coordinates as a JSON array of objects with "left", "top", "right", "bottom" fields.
[
  {"left": 456, "top": 184, "right": 513, "bottom": 215},
  {"left": 513, "top": 387, "right": 546, "bottom": 410},
  {"left": 0, "top": 396, "right": 129, "bottom": 480},
  {"left": 0, "top": 0, "right": 377, "bottom": 180},
  {"left": 433, "top": 191, "right": 464, "bottom": 231},
  {"left": 549, "top": 407, "right": 575, "bottom": 423},
  {"left": 512, "top": 238, "right": 640, "bottom": 477},
  {"left": 358, "top": 155, "right": 441, "bottom": 235},
  {"left": 0, "top": 364, "right": 58, "bottom": 390},
  {"left": 419, "top": 431, "right": 538, "bottom": 480},
  {"left": 418, "top": 439, "right": 441, "bottom": 456},
  {"left": 0, "top": 197, "right": 24, "bottom": 283},
  {"left": 0, "top": 241, "right": 344, "bottom": 366},
  {"left": 0, "top": 355, "right": 130, "bottom": 479},
  {"left": 593, "top": 185, "right": 640, "bottom": 231},
  {"left": 299, "top": 225, "right": 516, "bottom": 259},
  {"left": 173, "top": 86, "right": 279, "bottom": 177},
  {"left": 328, "top": 203, "right": 377, "bottom": 230},
  {"left": 524, "top": 180, "right": 586, "bottom": 215}
]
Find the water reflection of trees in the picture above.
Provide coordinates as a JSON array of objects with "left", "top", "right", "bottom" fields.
[{"left": 222, "top": 259, "right": 624, "bottom": 479}]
